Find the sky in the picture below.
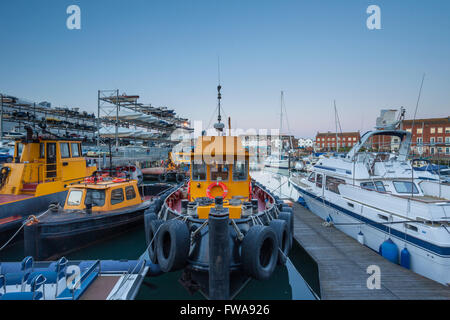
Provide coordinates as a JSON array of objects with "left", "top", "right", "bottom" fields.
[{"left": 0, "top": 0, "right": 449, "bottom": 138}]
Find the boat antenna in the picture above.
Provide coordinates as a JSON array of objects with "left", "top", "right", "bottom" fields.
[
  {"left": 213, "top": 58, "right": 225, "bottom": 135},
  {"left": 410, "top": 73, "right": 426, "bottom": 199}
]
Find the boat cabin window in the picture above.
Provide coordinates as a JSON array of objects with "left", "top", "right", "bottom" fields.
[
  {"left": 85, "top": 189, "right": 105, "bottom": 207},
  {"left": 232, "top": 161, "right": 248, "bottom": 181},
  {"left": 308, "top": 172, "right": 315, "bottom": 183},
  {"left": 39, "top": 143, "right": 45, "bottom": 158},
  {"left": 210, "top": 164, "right": 229, "bottom": 181},
  {"left": 361, "top": 182, "right": 376, "bottom": 191},
  {"left": 15, "top": 143, "right": 24, "bottom": 158},
  {"left": 71, "top": 143, "right": 80, "bottom": 157},
  {"left": 325, "top": 176, "right": 345, "bottom": 194},
  {"left": 192, "top": 162, "right": 207, "bottom": 181},
  {"left": 67, "top": 190, "right": 83, "bottom": 206},
  {"left": 393, "top": 181, "right": 419, "bottom": 194},
  {"left": 125, "top": 186, "right": 136, "bottom": 200},
  {"left": 60, "top": 143, "right": 70, "bottom": 158},
  {"left": 316, "top": 174, "right": 323, "bottom": 189},
  {"left": 374, "top": 181, "right": 386, "bottom": 192},
  {"left": 111, "top": 188, "right": 124, "bottom": 205}
]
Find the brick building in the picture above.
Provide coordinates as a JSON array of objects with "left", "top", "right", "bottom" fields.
[
  {"left": 315, "top": 131, "right": 360, "bottom": 151},
  {"left": 401, "top": 117, "right": 450, "bottom": 157}
]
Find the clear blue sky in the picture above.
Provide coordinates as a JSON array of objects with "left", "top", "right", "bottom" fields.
[{"left": 1, "top": 0, "right": 449, "bottom": 138}]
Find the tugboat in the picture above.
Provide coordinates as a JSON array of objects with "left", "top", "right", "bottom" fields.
[
  {"left": 0, "top": 127, "right": 96, "bottom": 243},
  {"left": 23, "top": 175, "right": 171, "bottom": 261},
  {"left": 144, "top": 86, "right": 294, "bottom": 299}
]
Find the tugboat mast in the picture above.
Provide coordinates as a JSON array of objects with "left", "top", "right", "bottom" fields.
[{"left": 213, "top": 84, "right": 225, "bottom": 135}]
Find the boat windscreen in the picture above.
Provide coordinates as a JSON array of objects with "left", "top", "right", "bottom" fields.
[{"left": 86, "top": 189, "right": 106, "bottom": 207}]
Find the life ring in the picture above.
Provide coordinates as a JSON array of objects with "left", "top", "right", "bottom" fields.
[
  {"left": 84, "top": 177, "right": 94, "bottom": 183},
  {"left": 206, "top": 182, "right": 228, "bottom": 199}
]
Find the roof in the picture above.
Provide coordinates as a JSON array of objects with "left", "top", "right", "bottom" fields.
[
  {"left": 192, "top": 136, "right": 249, "bottom": 164},
  {"left": 70, "top": 180, "right": 136, "bottom": 189},
  {"left": 402, "top": 117, "right": 450, "bottom": 125},
  {"left": 316, "top": 132, "right": 360, "bottom": 138}
]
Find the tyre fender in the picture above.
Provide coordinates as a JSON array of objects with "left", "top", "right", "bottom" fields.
[
  {"left": 156, "top": 219, "right": 190, "bottom": 272},
  {"left": 241, "top": 225, "right": 278, "bottom": 280}
]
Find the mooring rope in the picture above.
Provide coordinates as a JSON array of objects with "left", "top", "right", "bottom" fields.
[{"left": 0, "top": 205, "right": 55, "bottom": 252}]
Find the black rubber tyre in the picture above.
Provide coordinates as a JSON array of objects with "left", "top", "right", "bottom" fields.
[
  {"left": 241, "top": 225, "right": 278, "bottom": 280},
  {"left": 144, "top": 209, "right": 157, "bottom": 243},
  {"left": 175, "top": 173, "right": 185, "bottom": 183},
  {"left": 148, "top": 219, "right": 163, "bottom": 264},
  {"left": 158, "top": 173, "right": 168, "bottom": 183},
  {"left": 269, "top": 219, "right": 290, "bottom": 265},
  {"left": 278, "top": 211, "right": 293, "bottom": 252},
  {"left": 156, "top": 220, "right": 190, "bottom": 272}
]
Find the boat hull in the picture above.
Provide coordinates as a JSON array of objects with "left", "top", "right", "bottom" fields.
[
  {"left": 0, "top": 191, "right": 67, "bottom": 245},
  {"left": 24, "top": 205, "right": 149, "bottom": 261},
  {"left": 292, "top": 182, "right": 450, "bottom": 286}
]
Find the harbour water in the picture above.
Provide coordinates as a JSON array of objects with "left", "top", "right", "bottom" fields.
[{"left": 0, "top": 175, "right": 319, "bottom": 300}]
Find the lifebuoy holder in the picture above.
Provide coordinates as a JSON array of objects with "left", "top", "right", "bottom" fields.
[{"left": 206, "top": 181, "right": 228, "bottom": 199}]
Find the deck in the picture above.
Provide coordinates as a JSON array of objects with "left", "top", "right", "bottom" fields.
[{"left": 292, "top": 202, "right": 450, "bottom": 300}]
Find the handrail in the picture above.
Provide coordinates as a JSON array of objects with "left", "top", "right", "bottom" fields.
[
  {"left": 161, "top": 182, "right": 277, "bottom": 225},
  {"left": 71, "top": 260, "right": 101, "bottom": 300}
]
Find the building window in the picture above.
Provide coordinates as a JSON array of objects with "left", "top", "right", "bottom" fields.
[
  {"left": 438, "top": 127, "right": 443, "bottom": 133},
  {"left": 446, "top": 137, "right": 450, "bottom": 144},
  {"left": 446, "top": 127, "right": 450, "bottom": 133},
  {"left": 431, "top": 147, "right": 435, "bottom": 154},
  {"left": 416, "top": 128, "right": 423, "bottom": 134},
  {"left": 430, "top": 137, "right": 435, "bottom": 144},
  {"left": 446, "top": 147, "right": 449, "bottom": 155},
  {"left": 438, "top": 137, "right": 443, "bottom": 143},
  {"left": 438, "top": 147, "right": 443, "bottom": 153},
  {"left": 417, "top": 138, "right": 423, "bottom": 144},
  {"left": 406, "top": 128, "right": 412, "bottom": 133},
  {"left": 430, "top": 127, "right": 435, "bottom": 134},
  {"left": 353, "top": 137, "right": 356, "bottom": 141}
]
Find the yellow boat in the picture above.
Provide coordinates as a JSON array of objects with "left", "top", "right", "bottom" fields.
[
  {"left": 0, "top": 128, "right": 96, "bottom": 243},
  {"left": 144, "top": 86, "right": 294, "bottom": 299},
  {"left": 23, "top": 177, "right": 167, "bottom": 260}
]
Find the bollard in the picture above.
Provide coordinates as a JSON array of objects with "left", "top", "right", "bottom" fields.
[
  {"left": 208, "top": 196, "right": 230, "bottom": 300},
  {"left": 181, "top": 199, "right": 189, "bottom": 214},
  {"left": 251, "top": 199, "right": 258, "bottom": 213}
]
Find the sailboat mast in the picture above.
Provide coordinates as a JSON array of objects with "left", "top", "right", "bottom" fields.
[{"left": 334, "top": 100, "right": 339, "bottom": 153}]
